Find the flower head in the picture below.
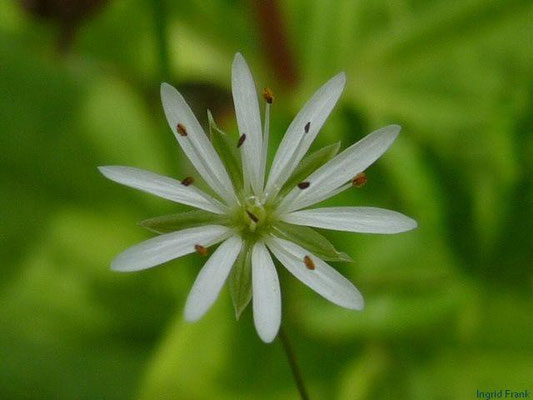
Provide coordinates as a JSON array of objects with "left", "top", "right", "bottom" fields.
[{"left": 99, "top": 53, "right": 417, "bottom": 343}]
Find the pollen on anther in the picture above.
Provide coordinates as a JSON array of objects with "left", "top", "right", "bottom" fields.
[
  {"left": 352, "top": 172, "right": 367, "bottom": 188},
  {"left": 177, "top": 123, "right": 188, "bottom": 136},
  {"left": 246, "top": 210, "right": 259, "bottom": 223},
  {"left": 194, "top": 244, "right": 208, "bottom": 256},
  {"left": 181, "top": 176, "right": 194, "bottom": 186},
  {"left": 297, "top": 181, "right": 310, "bottom": 190},
  {"left": 304, "top": 122, "right": 311, "bottom": 133},
  {"left": 237, "top": 134, "right": 246, "bottom": 148},
  {"left": 262, "top": 88, "right": 274, "bottom": 104},
  {"left": 304, "top": 255, "right": 315, "bottom": 270}
]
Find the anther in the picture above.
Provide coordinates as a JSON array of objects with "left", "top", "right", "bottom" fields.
[
  {"left": 246, "top": 210, "right": 259, "bottom": 223},
  {"left": 181, "top": 176, "right": 194, "bottom": 186},
  {"left": 304, "top": 255, "right": 315, "bottom": 270},
  {"left": 297, "top": 181, "right": 310, "bottom": 190},
  {"left": 177, "top": 123, "right": 187, "bottom": 136},
  {"left": 194, "top": 244, "right": 208, "bottom": 256},
  {"left": 352, "top": 172, "right": 367, "bottom": 188},
  {"left": 263, "top": 88, "right": 274, "bottom": 104},
  {"left": 237, "top": 133, "right": 246, "bottom": 148},
  {"left": 304, "top": 121, "right": 311, "bottom": 133}
]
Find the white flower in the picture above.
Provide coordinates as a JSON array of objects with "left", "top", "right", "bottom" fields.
[{"left": 99, "top": 53, "right": 417, "bottom": 343}]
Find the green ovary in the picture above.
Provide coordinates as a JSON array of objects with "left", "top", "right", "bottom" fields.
[{"left": 230, "top": 195, "right": 275, "bottom": 240}]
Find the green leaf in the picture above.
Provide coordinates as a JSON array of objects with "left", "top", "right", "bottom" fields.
[
  {"left": 273, "top": 222, "right": 352, "bottom": 262},
  {"left": 207, "top": 110, "right": 243, "bottom": 190},
  {"left": 139, "top": 210, "right": 227, "bottom": 234},
  {"left": 228, "top": 241, "right": 252, "bottom": 319},
  {"left": 279, "top": 141, "right": 340, "bottom": 196}
]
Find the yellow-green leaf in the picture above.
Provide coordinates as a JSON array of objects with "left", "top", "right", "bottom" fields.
[
  {"left": 139, "top": 210, "right": 227, "bottom": 234},
  {"left": 228, "top": 241, "right": 252, "bottom": 319},
  {"left": 208, "top": 110, "right": 243, "bottom": 191},
  {"left": 279, "top": 141, "right": 340, "bottom": 196},
  {"left": 273, "top": 222, "right": 352, "bottom": 262}
]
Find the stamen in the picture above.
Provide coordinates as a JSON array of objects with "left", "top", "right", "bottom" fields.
[
  {"left": 177, "top": 123, "right": 188, "bottom": 136},
  {"left": 260, "top": 91, "right": 272, "bottom": 196},
  {"left": 237, "top": 133, "right": 246, "bottom": 148},
  {"left": 352, "top": 172, "right": 367, "bottom": 188},
  {"left": 262, "top": 88, "right": 274, "bottom": 104},
  {"left": 297, "top": 181, "right": 310, "bottom": 190},
  {"left": 194, "top": 244, "right": 208, "bottom": 256},
  {"left": 304, "top": 121, "right": 311, "bottom": 133},
  {"left": 304, "top": 255, "right": 315, "bottom": 270},
  {"left": 246, "top": 210, "right": 259, "bottom": 223},
  {"left": 181, "top": 176, "right": 194, "bottom": 186}
]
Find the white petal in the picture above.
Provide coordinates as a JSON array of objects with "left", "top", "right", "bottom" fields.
[
  {"left": 282, "top": 207, "right": 417, "bottom": 234},
  {"left": 265, "top": 73, "right": 345, "bottom": 197},
  {"left": 160, "top": 83, "right": 237, "bottom": 205},
  {"left": 266, "top": 236, "right": 363, "bottom": 310},
  {"left": 184, "top": 236, "right": 243, "bottom": 321},
  {"left": 111, "top": 225, "right": 231, "bottom": 272},
  {"left": 280, "top": 125, "right": 401, "bottom": 213},
  {"left": 98, "top": 166, "right": 226, "bottom": 214},
  {"left": 232, "top": 53, "right": 263, "bottom": 194},
  {"left": 251, "top": 241, "right": 281, "bottom": 343}
]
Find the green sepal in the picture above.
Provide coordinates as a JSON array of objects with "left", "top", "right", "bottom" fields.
[
  {"left": 273, "top": 222, "right": 353, "bottom": 262},
  {"left": 207, "top": 110, "right": 243, "bottom": 190},
  {"left": 228, "top": 241, "right": 253, "bottom": 320},
  {"left": 139, "top": 210, "right": 228, "bottom": 234},
  {"left": 279, "top": 141, "right": 341, "bottom": 196}
]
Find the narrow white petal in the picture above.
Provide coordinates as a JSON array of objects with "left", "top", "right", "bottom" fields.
[
  {"left": 160, "top": 83, "right": 237, "bottom": 205},
  {"left": 280, "top": 125, "right": 401, "bottom": 213},
  {"left": 232, "top": 53, "right": 263, "bottom": 194},
  {"left": 111, "top": 225, "right": 231, "bottom": 272},
  {"left": 281, "top": 207, "right": 418, "bottom": 234},
  {"left": 184, "top": 236, "right": 243, "bottom": 322},
  {"left": 265, "top": 72, "right": 346, "bottom": 197},
  {"left": 251, "top": 241, "right": 281, "bottom": 343},
  {"left": 98, "top": 166, "right": 226, "bottom": 214},
  {"left": 266, "top": 237, "right": 363, "bottom": 310}
]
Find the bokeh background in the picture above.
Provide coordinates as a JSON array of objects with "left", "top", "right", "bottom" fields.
[{"left": 1, "top": 0, "right": 532, "bottom": 399}]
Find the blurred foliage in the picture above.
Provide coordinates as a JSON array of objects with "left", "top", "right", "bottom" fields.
[{"left": 1, "top": 0, "right": 532, "bottom": 399}]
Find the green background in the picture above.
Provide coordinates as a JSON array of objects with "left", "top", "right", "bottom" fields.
[{"left": 1, "top": 0, "right": 532, "bottom": 399}]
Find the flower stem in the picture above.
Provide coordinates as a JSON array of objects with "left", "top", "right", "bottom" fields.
[
  {"left": 278, "top": 326, "right": 310, "bottom": 400},
  {"left": 151, "top": 0, "right": 170, "bottom": 82}
]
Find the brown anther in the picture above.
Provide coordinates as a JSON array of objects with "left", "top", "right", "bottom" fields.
[
  {"left": 246, "top": 210, "right": 259, "bottom": 223},
  {"left": 304, "top": 255, "right": 315, "bottom": 270},
  {"left": 297, "top": 181, "right": 310, "bottom": 190},
  {"left": 352, "top": 172, "right": 367, "bottom": 188},
  {"left": 304, "top": 121, "right": 311, "bottom": 133},
  {"left": 263, "top": 88, "right": 274, "bottom": 104},
  {"left": 181, "top": 176, "right": 194, "bottom": 186},
  {"left": 237, "top": 134, "right": 246, "bottom": 148},
  {"left": 177, "top": 123, "right": 188, "bottom": 136},
  {"left": 194, "top": 244, "right": 208, "bottom": 256}
]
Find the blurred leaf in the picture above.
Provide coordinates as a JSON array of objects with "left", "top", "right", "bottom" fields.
[
  {"left": 300, "top": 283, "right": 470, "bottom": 341},
  {"left": 138, "top": 302, "right": 235, "bottom": 400},
  {"left": 229, "top": 242, "right": 253, "bottom": 320},
  {"left": 337, "top": 345, "right": 390, "bottom": 400},
  {"left": 82, "top": 76, "right": 167, "bottom": 170},
  {"left": 139, "top": 210, "right": 228, "bottom": 234},
  {"left": 273, "top": 222, "right": 352, "bottom": 262}
]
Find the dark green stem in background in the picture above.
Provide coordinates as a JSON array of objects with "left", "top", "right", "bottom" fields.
[
  {"left": 152, "top": 0, "right": 170, "bottom": 82},
  {"left": 279, "top": 326, "right": 310, "bottom": 400}
]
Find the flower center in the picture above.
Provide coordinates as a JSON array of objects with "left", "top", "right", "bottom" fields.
[{"left": 232, "top": 195, "right": 273, "bottom": 239}]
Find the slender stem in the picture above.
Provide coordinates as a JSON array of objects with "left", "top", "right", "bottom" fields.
[
  {"left": 278, "top": 326, "right": 310, "bottom": 400},
  {"left": 152, "top": 0, "right": 170, "bottom": 82}
]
